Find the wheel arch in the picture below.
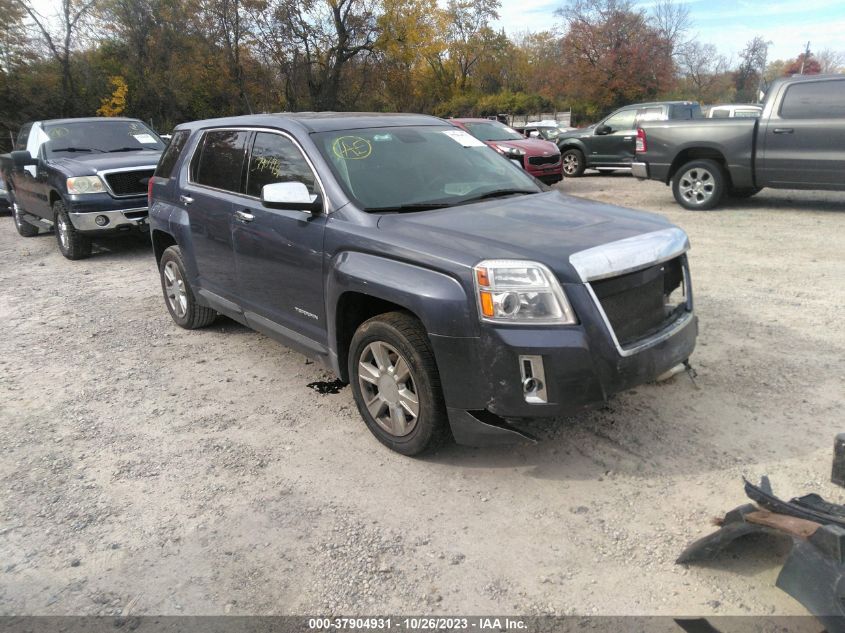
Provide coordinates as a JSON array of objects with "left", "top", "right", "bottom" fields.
[
  {"left": 152, "top": 229, "right": 178, "bottom": 265},
  {"left": 667, "top": 148, "right": 729, "bottom": 185}
]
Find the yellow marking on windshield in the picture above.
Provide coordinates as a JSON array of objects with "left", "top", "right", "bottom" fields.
[{"left": 332, "top": 136, "right": 372, "bottom": 160}]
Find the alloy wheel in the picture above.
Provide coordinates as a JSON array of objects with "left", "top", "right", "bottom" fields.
[
  {"left": 678, "top": 167, "right": 716, "bottom": 206},
  {"left": 163, "top": 260, "right": 188, "bottom": 318},
  {"left": 562, "top": 154, "right": 580, "bottom": 175},
  {"left": 357, "top": 341, "right": 419, "bottom": 437}
]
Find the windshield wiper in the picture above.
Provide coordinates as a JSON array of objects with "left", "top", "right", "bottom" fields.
[
  {"left": 457, "top": 188, "right": 538, "bottom": 204},
  {"left": 50, "top": 147, "right": 103, "bottom": 153},
  {"left": 108, "top": 146, "right": 155, "bottom": 152},
  {"left": 365, "top": 203, "right": 453, "bottom": 213}
]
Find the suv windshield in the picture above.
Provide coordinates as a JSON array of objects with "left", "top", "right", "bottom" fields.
[
  {"left": 41, "top": 120, "right": 165, "bottom": 156},
  {"left": 461, "top": 121, "right": 525, "bottom": 142},
  {"left": 313, "top": 126, "right": 541, "bottom": 212}
]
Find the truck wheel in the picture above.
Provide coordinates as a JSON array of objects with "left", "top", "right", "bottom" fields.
[
  {"left": 54, "top": 200, "right": 92, "bottom": 259},
  {"left": 672, "top": 160, "right": 725, "bottom": 210},
  {"left": 159, "top": 245, "right": 217, "bottom": 329},
  {"left": 561, "top": 149, "right": 586, "bottom": 177},
  {"left": 349, "top": 311, "right": 449, "bottom": 456},
  {"left": 729, "top": 187, "right": 761, "bottom": 199},
  {"left": 12, "top": 197, "right": 39, "bottom": 238}
]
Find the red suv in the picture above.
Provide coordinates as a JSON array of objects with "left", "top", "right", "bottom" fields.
[{"left": 449, "top": 118, "right": 563, "bottom": 185}]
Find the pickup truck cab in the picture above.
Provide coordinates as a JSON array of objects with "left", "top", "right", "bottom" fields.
[
  {"left": 4, "top": 117, "right": 164, "bottom": 259},
  {"left": 557, "top": 101, "right": 702, "bottom": 177},
  {"left": 633, "top": 74, "right": 845, "bottom": 209},
  {"left": 149, "top": 113, "right": 697, "bottom": 455}
]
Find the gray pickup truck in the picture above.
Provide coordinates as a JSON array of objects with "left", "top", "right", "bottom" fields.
[{"left": 632, "top": 74, "right": 845, "bottom": 209}]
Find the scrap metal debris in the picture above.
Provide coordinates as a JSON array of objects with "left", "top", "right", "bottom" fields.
[{"left": 678, "top": 476, "right": 845, "bottom": 633}]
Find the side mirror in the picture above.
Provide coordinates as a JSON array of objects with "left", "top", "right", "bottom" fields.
[
  {"left": 11, "top": 150, "right": 38, "bottom": 168},
  {"left": 595, "top": 125, "right": 611, "bottom": 136},
  {"left": 261, "top": 181, "right": 322, "bottom": 213}
]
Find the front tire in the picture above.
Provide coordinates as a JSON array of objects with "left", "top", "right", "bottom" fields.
[
  {"left": 159, "top": 245, "right": 217, "bottom": 329},
  {"left": 348, "top": 311, "right": 449, "bottom": 456},
  {"left": 54, "top": 200, "right": 92, "bottom": 259},
  {"left": 12, "top": 196, "right": 39, "bottom": 237},
  {"left": 561, "top": 148, "right": 586, "bottom": 177},
  {"left": 672, "top": 159, "right": 726, "bottom": 210}
]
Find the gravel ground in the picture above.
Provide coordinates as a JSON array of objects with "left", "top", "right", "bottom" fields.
[{"left": 1, "top": 176, "right": 843, "bottom": 617}]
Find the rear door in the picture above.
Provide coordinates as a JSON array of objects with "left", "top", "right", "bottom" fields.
[
  {"left": 757, "top": 78, "right": 845, "bottom": 188},
  {"left": 232, "top": 130, "right": 328, "bottom": 349},
  {"left": 589, "top": 108, "right": 637, "bottom": 166},
  {"left": 181, "top": 128, "right": 250, "bottom": 299}
]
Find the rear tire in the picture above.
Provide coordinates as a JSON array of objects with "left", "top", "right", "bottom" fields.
[
  {"left": 672, "top": 159, "right": 726, "bottom": 210},
  {"left": 348, "top": 311, "right": 449, "bottom": 456},
  {"left": 159, "top": 245, "right": 217, "bottom": 329},
  {"left": 12, "top": 196, "right": 39, "bottom": 237},
  {"left": 561, "top": 148, "right": 586, "bottom": 177}
]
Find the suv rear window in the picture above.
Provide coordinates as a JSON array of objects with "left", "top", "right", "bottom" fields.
[
  {"left": 780, "top": 80, "right": 845, "bottom": 119},
  {"left": 191, "top": 130, "right": 250, "bottom": 192},
  {"left": 155, "top": 130, "right": 190, "bottom": 178}
]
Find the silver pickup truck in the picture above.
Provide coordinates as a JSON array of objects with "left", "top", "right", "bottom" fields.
[{"left": 632, "top": 74, "right": 845, "bottom": 210}]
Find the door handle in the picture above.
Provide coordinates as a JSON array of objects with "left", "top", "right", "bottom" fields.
[
  {"left": 235, "top": 209, "right": 254, "bottom": 223},
  {"left": 179, "top": 195, "right": 194, "bottom": 204},
  {"left": 773, "top": 128, "right": 794, "bottom": 134}
]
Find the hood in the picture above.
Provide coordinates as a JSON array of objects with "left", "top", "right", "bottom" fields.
[
  {"left": 376, "top": 190, "right": 674, "bottom": 283},
  {"left": 486, "top": 138, "right": 559, "bottom": 156},
  {"left": 47, "top": 150, "right": 161, "bottom": 176},
  {"left": 561, "top": 125, "right": 596, "bottom": 140}
]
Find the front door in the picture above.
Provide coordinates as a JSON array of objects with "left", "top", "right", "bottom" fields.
[
  {"left": 182, "top": 129, "right": 250, "bottom": 300},
  {"left": 589, "top": 109, "right": 638, "bottom": 166},
  {"left": 232, "top": 130, "right": 328, "bottom": 348},
  {"left": 757, "top": 79, "right": 845, "bottom": 189}
]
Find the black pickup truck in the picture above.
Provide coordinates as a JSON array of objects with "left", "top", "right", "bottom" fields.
[
  {"left": 2, "top": 117, "right": 165, "bottom": 258},
  {"left": 632, "top": 74, "right": 845, "bottom": 209}
]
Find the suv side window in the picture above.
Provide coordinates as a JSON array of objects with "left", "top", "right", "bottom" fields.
[
  {"left": 15, "top": 123, "right": 32, "bottom": 151},
  {"left": 246, "top": 131, "right": 318, "bottom": 199},
  {"left": 191, "top": 129, "right": 250, "bottom": 193},
  {"left": 155, "top": 130, "right": 190, "bottom": 178},
  {"left": 601, "top": 109, "right": 636, "bottom": 132},
  {"left": 635, "top": 106, "right": 664, "bottom": 126},
  {"left": 780, "top": 80, "right": 845, "bottom": 119}
]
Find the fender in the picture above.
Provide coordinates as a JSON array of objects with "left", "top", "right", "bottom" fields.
[{"left": 326, "top": 251, "right": 474, "bottom": 339}]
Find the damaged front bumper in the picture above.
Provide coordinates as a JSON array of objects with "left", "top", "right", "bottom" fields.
[{"left": 679, "top": 476, "right": 845, "bottom": 632}]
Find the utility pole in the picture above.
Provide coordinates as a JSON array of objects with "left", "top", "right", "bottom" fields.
[{"left": 799, "top": 41, "right": 811, "bottom": 74}]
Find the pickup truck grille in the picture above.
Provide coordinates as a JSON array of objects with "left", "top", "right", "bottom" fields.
[
  {"left": 528, "top": 155, "right": 561, "bottom": 166},
  {"left": 104, "top": 169, "right": 154, "bottom": 197},
  {"left": 590, "top": 256, "right": 687, "bottom": 348}
]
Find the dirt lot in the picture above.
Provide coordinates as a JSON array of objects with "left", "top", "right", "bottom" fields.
[{"left": 1, "top": 176, "right": 843, "bottom": 618}]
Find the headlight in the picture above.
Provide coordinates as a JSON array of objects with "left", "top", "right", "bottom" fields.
[
  {"left": 473, "top": 259, "right": 576, "bottom": 325},
  {"left": 66, "top": 176, "right": 106, "bottom": 194},
  {"left": 494, "top": 145, "right": 525, "bottom": 157}
]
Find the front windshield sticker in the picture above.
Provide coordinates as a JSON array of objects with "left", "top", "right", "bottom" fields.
[
  {"left": 48, "top": 127, "right": 69, "bottom": 139},
  {"left": 133, "top": 133, "right": 158, "bottom": 144},
  {"left": 442, "top": 130, "right": 486, "bottom": 147},
  {"left": 332, "top": 136, "right": 372, "bottom": 160}
]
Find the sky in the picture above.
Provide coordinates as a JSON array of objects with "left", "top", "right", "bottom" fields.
[{"left": 495, "top": 0, "right": 845, "bottom": 62}]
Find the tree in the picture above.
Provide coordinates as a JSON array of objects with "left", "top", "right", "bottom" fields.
[
  {"left": 557, "top": 0, "right": 676, "bottom": 118},
  {"left": 650, "top": 0, "right": 691, "bottom": 66},
  {"left": 734, "top": 35, "right": 770, "bottom": 102},
  {"left": 96, "top": 74, "right": 127, "bottom": 116},
  {"left": 785, "top": 52, "right": 822, "bottom": 76},
  {"left": 816, "top": 48, "right": 845, "bottom": 74},
  {"left": 14, "top": 0, "right": 100, "bottom": 115},
  {"left": 677, "top": 41, "right": 733, "bottom": 103}
]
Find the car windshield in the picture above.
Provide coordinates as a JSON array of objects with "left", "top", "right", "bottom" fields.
[
  {"left": 41, "top": 120, "right": 165, "bottom": 156},
  {"left": 313, "top": 126, "right": 542, "bottom": 212},
  {"left": 461, "top": 121, "right": 525, "bottom": 142}
]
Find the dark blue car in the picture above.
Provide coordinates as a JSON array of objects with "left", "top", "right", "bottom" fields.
[{"left": 149, "top": 113, "right": 697, "bottom": 455}]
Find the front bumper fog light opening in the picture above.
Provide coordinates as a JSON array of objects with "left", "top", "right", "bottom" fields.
[
  {"left": 519, "top": 355, "right": 548, "bottom": 404},
  {"left": 95, "top": 215, "right": 109, "bottom": 227}
]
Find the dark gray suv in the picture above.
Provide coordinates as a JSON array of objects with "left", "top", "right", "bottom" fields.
[{"left": 149, "top": 113, "right": 697, "bottom": 455}]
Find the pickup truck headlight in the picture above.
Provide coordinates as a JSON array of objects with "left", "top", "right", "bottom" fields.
[
  {"left": 473, "top": 259, "right": 576, "bottom": 325},
  {"left": 66, "top": 176, "right": 106, "bottom": 194}
]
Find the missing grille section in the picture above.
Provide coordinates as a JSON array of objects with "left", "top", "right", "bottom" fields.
[{"left": 590, "top": 256, "right": 687, "bottom": 348}]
